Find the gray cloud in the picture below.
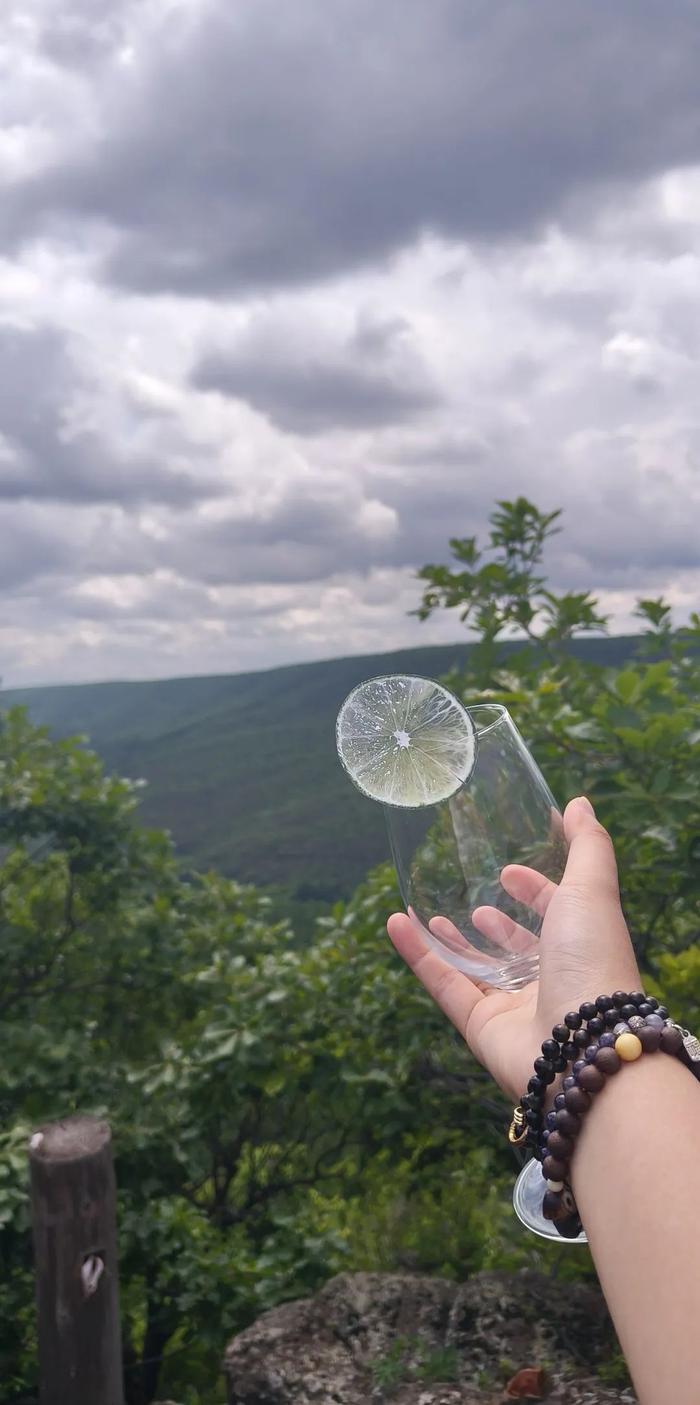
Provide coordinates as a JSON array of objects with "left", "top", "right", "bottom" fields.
[
  {"left": 2, "top": 0, "right": 700, "bottom": 688},
  {"left": 162, "top": 480, "right": 399, "bottom": 586},
  {"left": 0, "top": 510, "right": 71, "bottom": 591},
  {"left": 5, "top": 1, "right": 700, "bottom": 296},
  {"left": 192, "top": 312, "right": 439, "bottom": 433},
  {"left": 34, "top": 1, "right": 131, "bottom": 69},
  {"left": 0, "top": 325, "right": 221, "bottom": 508}
]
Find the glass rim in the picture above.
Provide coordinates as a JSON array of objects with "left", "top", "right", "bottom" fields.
[{"left": 466, "top": 702, "right": 510, "bottom": 738}]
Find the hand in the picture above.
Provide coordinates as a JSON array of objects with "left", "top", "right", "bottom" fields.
[{"left": 386, "top": 796, "right": 641, "bottom": 1104}]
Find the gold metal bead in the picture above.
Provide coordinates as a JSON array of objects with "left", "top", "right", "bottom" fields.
[
  {"left": 615, "top": 1032, "right": 643, "bottom": 1061},
  {"left": 508, "top": 1107, "right": 528, "bottom": 1145}
]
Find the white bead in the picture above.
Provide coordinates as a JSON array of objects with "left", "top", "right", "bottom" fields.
[{"left": 546, "top": 1179, "right": 564, "bottom": 1191}]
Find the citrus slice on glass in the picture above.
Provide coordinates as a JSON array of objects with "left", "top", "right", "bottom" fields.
[{"left": 336, "top": 674, "right": 476, "bottom": 808}]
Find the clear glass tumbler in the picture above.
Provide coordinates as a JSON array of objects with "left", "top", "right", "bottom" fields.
[{"left": 385, "top": 703, "right": 566, "bottom": 990}]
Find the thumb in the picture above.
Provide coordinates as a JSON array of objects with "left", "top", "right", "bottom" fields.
[{"left": 561, "top": 796, "right": 620, "bottom": 901}]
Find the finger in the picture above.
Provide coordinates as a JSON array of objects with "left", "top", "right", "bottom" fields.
[
  {"left": 387, "top": 912, "right": 485, "bottom": 1035},
  {"left": 500, "top": 864, "right": 558, "bottom": 917},
  {"left": 471, "top": 904, "right": 537, "bottom": 955},
  {"left": 411, "top": 908, "right": 501, "bottom": 980},
  {"left": 428, "top": 914, "right": 502, "bottom": 970},
  {"left": 561, "top": 796, "right": 620, "bottom": 898}
]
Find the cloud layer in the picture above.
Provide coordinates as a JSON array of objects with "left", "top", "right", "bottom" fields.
[{"left": 1, "top": 0, "right": 699, "bottom": 685}]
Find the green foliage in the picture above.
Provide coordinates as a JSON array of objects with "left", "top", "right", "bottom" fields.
[
  {"left": 0, "top": 713, "right": 528, "bottom": 1401},
  {"left": 596, "top": 1350, "right": 633, "bottom": 1388},
  {"left": 415, "top": 1343, "right": 460, "bottom": 1383},
  {"left": 3, "top": 633, "right": 641, "bottom": 931},
  {"left": 419, "top": 498, "right": 700, "bottom": 978},
  {"left": 370, "top": 1336, "right": 460, "bottom": 1394},
  {"left": 371, "top": 1337, "right": 411, "bottom": 1391},
  {"left": 0, "top": 498, "right": 697, "bottom": 1401}
]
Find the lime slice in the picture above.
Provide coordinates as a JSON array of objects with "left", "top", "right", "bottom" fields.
[{"left": 336, "top": 674, "right": 476, "bottom": 808}]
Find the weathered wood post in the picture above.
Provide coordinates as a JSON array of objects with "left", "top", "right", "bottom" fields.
[{"left": 29, "top": 1116, "right": 124, "bottom": 1405}]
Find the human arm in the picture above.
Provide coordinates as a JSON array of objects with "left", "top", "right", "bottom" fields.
[{"left": 387, "top": 796, "right": 700, "bottom": 1405}]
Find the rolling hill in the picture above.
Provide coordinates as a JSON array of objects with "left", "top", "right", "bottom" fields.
[{"left": 3, "top": 636, "right": 640, "bottom": 924}]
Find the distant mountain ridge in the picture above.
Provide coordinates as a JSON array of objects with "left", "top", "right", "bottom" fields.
[{"left": 3, "top": 637, "right": 640, "bottom": 923}]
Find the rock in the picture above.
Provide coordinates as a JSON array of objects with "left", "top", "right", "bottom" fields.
[
  {"left": 503, "top": 1366, "right": 548, "bottom": 1398},
  {"left": 224, "top": 1271, "right": 635, "bottom": 1404}
]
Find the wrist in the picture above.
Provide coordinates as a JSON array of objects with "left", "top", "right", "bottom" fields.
[{"left": 510, "top": 990, "right": 700, "bottom": 1241}]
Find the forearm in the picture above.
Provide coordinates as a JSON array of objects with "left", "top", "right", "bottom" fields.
[{"left": 571, "top": 1053, "right": 700, "bottom": 1405}]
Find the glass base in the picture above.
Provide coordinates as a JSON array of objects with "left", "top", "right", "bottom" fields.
[
  {"left": 490, "top": 952, "right": 540, "bottom": 991},
  {"left": 420, "top": 925, "right": 540, "bottom": 991},
  {"left": 513, "top": 1158, "right": 588, "bottom": 1244}
]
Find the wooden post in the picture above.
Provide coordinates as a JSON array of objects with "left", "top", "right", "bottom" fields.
[{"left": 29, "top": 1116, "right": 124, "bottom": 1405}]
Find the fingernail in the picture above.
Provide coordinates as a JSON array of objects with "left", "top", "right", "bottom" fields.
[{"left": 573, "top": 795, "right": 595, "bottom": 816}]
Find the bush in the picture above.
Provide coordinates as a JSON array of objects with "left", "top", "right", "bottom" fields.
[{"left": 1, "top": 499, "right": 697, "bottom": 1401}]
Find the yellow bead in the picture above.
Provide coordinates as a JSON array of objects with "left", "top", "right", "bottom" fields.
[{"left": 616, "top": 1032, "right": 643, "bottom": 1061}]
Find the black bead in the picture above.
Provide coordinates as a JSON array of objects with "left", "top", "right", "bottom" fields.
[
  {"left": 532, "top": 1143, "right": 545, "bottom": 1161},
  {"left": 620, "top": 1003, "right": 638, "bottom": 1021},
  {"left": 542, "top": 1189, "right": 564, "bottom": 1221},
  {"left": 528, "top": 1075, "right": 545, "bottom": 1095},
  {"left": 541, "top": 1038, "right": 559, "bottom": 1060},
  {"left": 585, "top": 1043, "right": 599, "bottom": 1062},
  {"left": 573, "top": 1059, "right": 587, "bottom": 1075},
  {"left": 573, "top": 1029, "right": 589, "bottom": 1049},
  {"left": 565, "top": 1085, "right": 591, "bottom": 1115},
  {"left": 553, "top": 1092, "right": 566, "bottom": 1111},
  {"left": 563, "top": 1075, "right": 576, "bottom": 1090},
  {"left": 523, "top": 1092, "right": 542, "bottom": 1111},
  {"left": 546, "top": 1110, "right": 557, "bottom": 1130},
  {"left": 534, "top": 1058, "right": 556, "bottom": 1084},
  {"left": 564, "top": 1010, "right": 583, "bottom": 1030},
  {"left": 629, "top": 992, "right": 646, "bottom": 1007},
  {"left": 599, "top": 1031, "right": 616, "bottom": 1047},
  {"left": 604, "top": 1008, "right": 621, "bottom": 1029},
  {"left": 556, "top": 1108, "right": 581, "bottom": 1138},
  {"left": 557, "top": 1214, "right": 583, "bottom": 1239},
  {"left": 595, "top": 995, "right": 614, "bottom": 1012},
  {"left": 638, "top": 1001, "right": 654, "bottom": 1017},
  {"left": 646, "top": 996, "right": 659, "bottom": 1011},
  {"left": 612, "top": 991, "right": 629, "bottom": 1006},
  {"left": 552, "top": 1024, "right": 571, "bottom": 1044},
  {"left": 657, "top": 1005, "right": 669, "bottom": 1020},
  {"left": 564, "top": 1043, "right": 577, "bottom": 1061},
  {"left": 661, "top": 1025, "right": 684, "bottom": 1055},
  {"left": 578, "top": 1062, "right": 606, "bottom": 1093},
  {"left": 525, "top": 1109, "right": 541, "bottom": 1128},
  {"left": 579, "top": 1001, "right": 597, "bottom": 1021},
  {"left": 525, "top": 1128, "right": 538, "bottom": 1146},
  {"left": 553, "top": 1054, "right": 568, "bottom": 1072},
  {"left": 587, "top": 1016, "right": 604, "bottom": 1037}
]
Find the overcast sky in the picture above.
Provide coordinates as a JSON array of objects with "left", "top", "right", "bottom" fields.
[{"left": 2, "top": 0, "right": 699, "bottom": 687}]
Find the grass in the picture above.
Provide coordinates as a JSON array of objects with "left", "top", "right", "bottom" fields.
[{"left": 370, "top": 1336, "right": 460, "bottom": 1394}]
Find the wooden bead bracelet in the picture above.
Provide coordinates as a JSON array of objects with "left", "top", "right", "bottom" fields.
[{"left": 509, "top": 992, "right": 700, "bottom": 1239}]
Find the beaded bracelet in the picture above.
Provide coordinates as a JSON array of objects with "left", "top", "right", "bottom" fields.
[{"left": 509, "top": 991, "right": 700, "bottom": 1239}]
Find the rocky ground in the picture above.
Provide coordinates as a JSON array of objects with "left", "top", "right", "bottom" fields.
[{"left": 222, "top": 1271, "right": 636, "bottom": 1405}]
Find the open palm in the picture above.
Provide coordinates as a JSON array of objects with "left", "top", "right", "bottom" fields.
[{"left": 387, "top": 796, "right": 641, "bottom": 1103}]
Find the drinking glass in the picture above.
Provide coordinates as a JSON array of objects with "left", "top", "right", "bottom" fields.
[{"left": 385, "top": 703, "right": 566, "bottom": 991}]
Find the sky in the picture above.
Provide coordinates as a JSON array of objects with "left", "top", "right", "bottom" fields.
[{"left": 1, "top": 0, "right": 700, "bottom": 687}]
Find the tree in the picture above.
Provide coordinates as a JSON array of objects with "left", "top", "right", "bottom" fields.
[
  {"left": 416, "top": 497, "right": 700, "bottom": 991},
  {"left": 0, "top": 711, "right": 510, "bottom": 1404},
  {"left": 1, "top": 499, "right": 697, "bottom": 1402}
]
